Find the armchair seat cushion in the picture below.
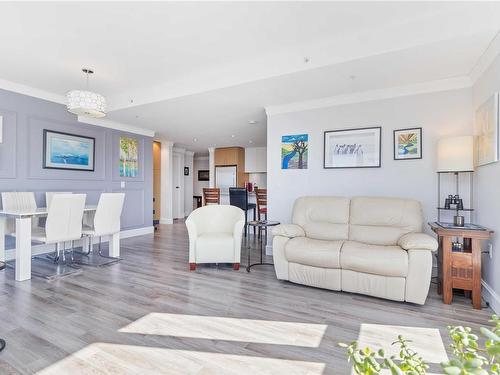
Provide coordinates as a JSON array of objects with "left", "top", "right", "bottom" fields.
[
  {"left": 195, "top": 233, "right": 234, "bottom": 263},
  {"left": 340, "top": 241, "right": 408, "bottom": 277},
  {"left": 285, "top": 237, "right": 342, "bottom": 268}
]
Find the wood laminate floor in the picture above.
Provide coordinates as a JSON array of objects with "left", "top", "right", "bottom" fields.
[{"left": 0, "top": 221, "right": 493, "bottom": 374}]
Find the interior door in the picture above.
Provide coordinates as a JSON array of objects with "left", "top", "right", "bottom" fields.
[
  {"left": 152, "top": 141, "right": 161, "bottom": 224},
  {"left": 173, "top": 153, "right": 183, "bottom": 219}
]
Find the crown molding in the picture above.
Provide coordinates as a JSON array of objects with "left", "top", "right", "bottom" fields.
[
  {"left": 185, "top": 150, "right": 195, "bottom": 157},
  {"left": 194, "top": 155, "right": 209, "bottom": 160},
  {"left": 265, "top": 76, "right": 472, "bottom": 117},
  {"left": 0, "top": 78, "right": 66, "bottom": 104},
  {"left": 470, "top": 30, "right": 500, "bottom": 84},
  {"left": 77, "top": 116, "right": 155, "bottom": 137}
]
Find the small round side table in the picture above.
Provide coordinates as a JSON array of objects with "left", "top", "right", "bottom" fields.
[
  {"left": 246, "top": 220, "right": 280, "bottom": 272},
  {"left": 0, "top": 261, "right": 5, "bottom": 352}
]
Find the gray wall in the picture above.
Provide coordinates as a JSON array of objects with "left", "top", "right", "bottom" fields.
[
  {"left": 472, "top": 52, "right": 500, "bottom": 313},
  {"left": 0, "top": 88, "right": 153, "bottom": 232},
  {"left": 267, "top": 88, "right": 473, "bottom": 230}
]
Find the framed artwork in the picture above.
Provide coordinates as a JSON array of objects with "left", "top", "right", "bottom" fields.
[
  {"left": 119, "top": 136, "right": 139, "bottom": 177},
  {"left": 324, "top": 127, "right": 381, "bottom": 169},
  {"left": 198, "top": 170, "right": 209, "bottom": 181},
  {"left": 184, "top": 167, "right": 189, "bottom": 176},
  {"left": 43, "top": 129, "right": 95, "bottom": 171},
  {"left": 475, "top": 92, "right": 499, "bottom": 167},
  {"left": 281, "top": 134, "right": 308, "bottom": 169},
  {"left": 393, "top": 127, "right": 422, "bottom": 160}
]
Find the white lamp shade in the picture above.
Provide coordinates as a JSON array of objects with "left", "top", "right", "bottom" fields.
[
  {"left": 66, "top": 90, "right": 106, "bottom": 118},
  {"left": 437, "top": 136, "right": 474, "bottom": 172}
]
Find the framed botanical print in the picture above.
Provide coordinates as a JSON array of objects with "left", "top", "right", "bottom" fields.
[
  {"left": 393, "top": 127, "right": 422, "bottom": 160},
  {"left": 43, "top": 129, "right": 95, "bottom": 171},
  {"left": 324, "top": 126, "right": 381, "bottom": 168}
]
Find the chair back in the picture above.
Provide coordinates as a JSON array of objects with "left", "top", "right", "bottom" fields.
[
  {"left": 229, "top": 187, "right": 248, "bottom": 211},
  {"left": 93, "top": 193, "right": 125, "bottom": 236},
  {"left": 255, "top": 188, "right": 267, "bottom": 215},
  {"left": 1, "top": 192, "right": 36, "bottom": 211},
  {"left": 46, "top": 192, "right": 72, "bottom": 209},
  {"left": 45, "top": 194, "right": 86, "bottom": 243},
  {"left": 1, "top": 192, "right": 38, "bottom": 232},
  {"left": 186, "top": 205, "right": 244, "bottom": 235},
  {"left": 203, "top": 188, "right": 220, "bottom": 205}
]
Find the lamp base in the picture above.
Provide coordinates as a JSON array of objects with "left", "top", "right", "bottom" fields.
[{"left": 453, "top": 215, "right": 465, "bottom": 227}]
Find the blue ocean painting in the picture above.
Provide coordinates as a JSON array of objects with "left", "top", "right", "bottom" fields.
[{"left": 50, "top": 137, "right": 90, "bottom": 166}]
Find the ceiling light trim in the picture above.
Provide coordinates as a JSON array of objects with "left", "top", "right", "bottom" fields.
[
  {"left": 265, "top": 76, "right": 472, "bottom": 116},
  {"left": 77, "top": 115, "right": 155, "bottom": 137}
]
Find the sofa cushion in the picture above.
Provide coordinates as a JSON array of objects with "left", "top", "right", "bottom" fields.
[
  {"left": 285, "top": 237, "right": 343, "bottom": 268},
  {"left": 340, "top": 240, "right": 408, "bottom": 277},
  {"left": 349, "top": 197, "right": 423, "bottom": 245},
  {"left": 292, "top": 196, "right": 350, "bottom": 241}
]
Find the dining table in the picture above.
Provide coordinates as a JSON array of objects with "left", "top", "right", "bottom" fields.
[{"left": 0, "top": 205, "right": 121, "bottom": 281}]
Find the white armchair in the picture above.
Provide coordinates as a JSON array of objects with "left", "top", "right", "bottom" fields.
[{"left": 186, "top": 205, "right": 245, "bottom": 271}]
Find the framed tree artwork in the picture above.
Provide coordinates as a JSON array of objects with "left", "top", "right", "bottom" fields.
[
  {"left": 324, "top": 127, "right": 381, "bottom": 168},
  {"left": 281, "top": 134, "right": 308, "bottom": 169},
  {"left": 393, "top": 127, "right": 422, "bottom": 160}
]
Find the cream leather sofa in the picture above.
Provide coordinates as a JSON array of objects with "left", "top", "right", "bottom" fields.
[{"left": 272, "top": 196, "right": 438, "bottom": 305}]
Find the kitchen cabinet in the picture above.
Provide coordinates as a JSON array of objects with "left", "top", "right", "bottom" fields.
[
  {"left": 245, "top": 147, "right": 267, "bottom": 173},
  {"left": 214, "top": 147, "right": 247, "bottom": 187}
]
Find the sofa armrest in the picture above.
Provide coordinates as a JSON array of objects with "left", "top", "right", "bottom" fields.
[
  {"left": 271, "top": 224, "right": 305, "bottom": 238},
  {"left": 398, "top": 232, "right": 438, "bottom": 251}
]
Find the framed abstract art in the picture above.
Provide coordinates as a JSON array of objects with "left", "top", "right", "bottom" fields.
[
  {"left": 475, "top": 92, "right": 499, "bottom": 167},
  {"left": 393, "top": 127, "right": 422, "bottom": 160}
]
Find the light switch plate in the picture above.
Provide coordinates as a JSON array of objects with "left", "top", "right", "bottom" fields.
[{"left": 121, "top": 181, "right": 125, "bottom": 188}]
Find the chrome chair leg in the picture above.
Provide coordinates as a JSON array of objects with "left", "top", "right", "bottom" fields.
[
  {"left": 61, "top": 241, "right": 66, "bottom": 263},
  {"left": 70, "top": 240, "right": 75, "bottom": 262}
]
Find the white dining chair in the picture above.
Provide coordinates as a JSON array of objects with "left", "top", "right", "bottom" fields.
[
  {"left": 1, "top": 192, "right": 39, "bottom": 235},
  {"left": 32, "top": 194, "right": 86, "bottom": 263},
  {"left": 80, "top": 193, "right": 125, "bottom": 260},
  {"left": 45, "top": 192, "right": 72, "bottom": 209}
]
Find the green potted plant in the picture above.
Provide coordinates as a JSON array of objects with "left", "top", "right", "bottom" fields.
[{"left": 339, "top": 315, "right": 500, "bottom": 375}]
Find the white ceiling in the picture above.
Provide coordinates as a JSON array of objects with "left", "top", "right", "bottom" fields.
[{"left": 1, "top": 2, "right": 500, "bottom": 153}]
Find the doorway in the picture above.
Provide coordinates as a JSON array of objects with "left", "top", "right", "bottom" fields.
[
  {"left": 172, "top": 152, "right": 184, "bottom": 219},
  {"left": 153, "top": 141, "right": 161, "bottom": 226}
]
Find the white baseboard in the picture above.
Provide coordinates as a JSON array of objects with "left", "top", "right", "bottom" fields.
[
  {"left": 160, "top": 218, "right": 173, "bottom": 224},
  {"left": 3, "top": 226, "right": 155, "bottom": 262},
  {"left": 482, "top": 279, "right": 500, "bottom": 314},
  {"left": 120, "top": 226, "right": 154, "bottom": 239},
  {"left": 265, "top": 244, "right": 273, "bottom": 256}
]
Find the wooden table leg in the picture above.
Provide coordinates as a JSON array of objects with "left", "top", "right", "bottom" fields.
[
  {"left": 472, "top": 238, "right": 482, "bottom": 309},
  {"left": 442, "top": 236, "right": 453, "bottom": 305}
]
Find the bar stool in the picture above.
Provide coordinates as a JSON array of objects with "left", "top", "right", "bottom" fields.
[{"left": 229, "top": 187, "right": 255, "bottom": 237}]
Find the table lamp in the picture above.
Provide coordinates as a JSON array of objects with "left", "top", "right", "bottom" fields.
[{"left": 437, "top": 136, "right": 474, "bottom": 226}]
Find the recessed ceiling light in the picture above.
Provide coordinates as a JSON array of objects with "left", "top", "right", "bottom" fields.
[
  {"left": 231, "top": 134, "right": 235, "bottom": 138},
  {"left": 248, "top": 120, "right": 258, "bottom": 125},
  {"left": 249, "top": 140, "right": 253, "bottom": 144},
  {"left": 193, "top": 138, "right": 197, "bottom": 142}
]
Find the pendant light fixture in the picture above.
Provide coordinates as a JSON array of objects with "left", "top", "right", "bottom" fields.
[{"left": 66, "top": 68, "right": 106, "bottom": 118}]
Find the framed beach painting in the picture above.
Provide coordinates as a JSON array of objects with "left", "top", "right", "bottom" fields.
[
  {"left": 43, "top": 129, "right": 95, "bottom": 171},
  {"left": 393, "top": 127, "right": 422, "bottom": 160},
  {"left": 475, "top": 92, "right": 499, "bottom": 167},
  {"left": 281, "top": 134, "right": 308, "bottom": 169},
  {"left": 324, "top": 127, "right": 381, "bottom": 169},
  {"left": 119, "top": 136, "right": 139, "bottom": 177}
]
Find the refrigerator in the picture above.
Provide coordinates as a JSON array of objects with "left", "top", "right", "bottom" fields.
[{"left": 215, "top": 166, "right": 237, "bottom": 195}]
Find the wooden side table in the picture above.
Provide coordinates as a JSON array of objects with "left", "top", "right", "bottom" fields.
[{"left": 429, "top": 222, "right": 494, "bottom": 309}]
